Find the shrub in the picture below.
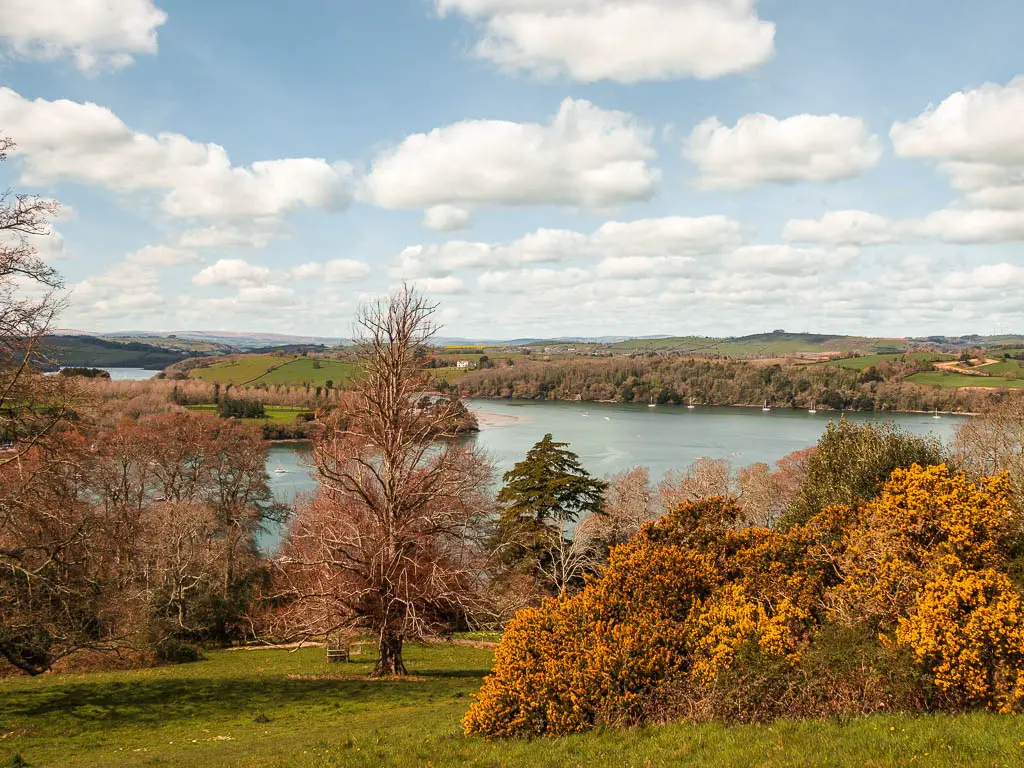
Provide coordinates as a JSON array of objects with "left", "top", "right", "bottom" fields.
[
  {"left": 465, "top": 466, "right": 1024, "bottom": 738},
  {"left": 155, "top": 638, "right": 204, "bottom": 664},
  {"left": 780, "top": 418, "right": 945, "bottom": 529}
]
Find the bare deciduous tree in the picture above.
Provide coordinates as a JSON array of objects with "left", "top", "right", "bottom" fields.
[
  {"left": 657, "top": 458, "right": 733, "bottom": 513},
  {"left": 0, "top": 134, "right": 71, "bottom": 465},
  {"left": 270, "top": 285, "right": 493, "bottom": 676},
  {"left": 592, "top": 467, "right": 657, "bottom": 547}
]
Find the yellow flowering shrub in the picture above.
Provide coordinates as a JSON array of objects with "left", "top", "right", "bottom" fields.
[
  {"left": 830, "top": 464, "right": 1024, "bottom": 711},
  {"left": 466, "top": 466, "right": 1024, "bottom": 738},
  {"left": 464, "top": 498, "right": 818, "bottom": 737},
  {"left": 895, "top": 568, "right": 1024, "bottom": 711},
  {"left": 831, "top": 464, "right": 1014, "bottom": 628},
  {"left": 686, "top": 584, "right": 807, "bottom": 686}
]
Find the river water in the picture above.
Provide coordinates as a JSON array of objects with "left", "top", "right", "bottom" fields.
[{"left": 259, "top": 400, "right": 967, "bottom": 551}]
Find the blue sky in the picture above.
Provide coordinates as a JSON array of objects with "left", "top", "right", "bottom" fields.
[{"left": 2, "top": 0, "right": 1023, "bottom": 339}]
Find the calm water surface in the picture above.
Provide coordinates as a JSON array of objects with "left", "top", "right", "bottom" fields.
[
  {"left": 258, "top": 400, "right": 967, "bottom": 551},
  {"left": 101, "top": 368, "right": 157, "bottom": 380}
]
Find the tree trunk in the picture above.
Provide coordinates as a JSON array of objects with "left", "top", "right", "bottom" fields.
[{"left": 374, "top": 629, "right": 407, "bottom": 677}]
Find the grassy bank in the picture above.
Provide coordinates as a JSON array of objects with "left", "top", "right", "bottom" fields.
[{"left": 1, "top": 645, "right": 1022, "bottom": 768}]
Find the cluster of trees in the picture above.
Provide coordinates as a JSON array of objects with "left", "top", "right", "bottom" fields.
[
  {"left": 456, "top": 356, "right": 994, "bottom": 412},
  {"left": 218, "top": 398, "right": 266, "bottom": 419},
  {"left": 0, "top": 412, "right": 280, "bottom": 674},
  {"left": 57, "top": 367, "right": 111, "bottom": 379}
]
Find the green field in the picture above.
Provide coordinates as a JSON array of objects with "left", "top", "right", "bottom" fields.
[
  {"left": 187, "top": 404, "right": 312, "bottom": 424},
  {"left": 190, "top": 356, "right": 358, "bottom": 387},
  {"left": 255, "top": 358, "right": 359, "bottom": 387},
  {"left": 1, "top": 645, "right": 1022, "bottom": 768},
  {"left": 907, "top": 371, "right": 1024, "bottom": 389},
  {"left": 824, "top": 352, "right": 954, "bottom": 371},
  {"left": 976, "top": 357, "right": 1024, "bottom": 379}
]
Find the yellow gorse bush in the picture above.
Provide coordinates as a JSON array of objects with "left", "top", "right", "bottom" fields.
[{"left": 465, "top": 466, "right": 1024, "bottom": 738}]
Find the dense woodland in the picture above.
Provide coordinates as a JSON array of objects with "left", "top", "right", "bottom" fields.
[{"left": 453, "top": 355, "right": 999, "bottom": 412}]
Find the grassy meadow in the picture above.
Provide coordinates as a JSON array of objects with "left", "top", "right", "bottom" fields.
[
  {"left": 907, "top": 371, "right": 1024, "bottom": 389},
  {"left": 189, "top": 356, "right": 359, "bottom": 387},
  {"left": 1, "top": 644, "right": 1022, "bottom": 768},
  {"left": 186, "top": 404, "right": 312, "bottom": 424},
  {"left": 824, "top": 352, "right": 954, "bottom": 371}
]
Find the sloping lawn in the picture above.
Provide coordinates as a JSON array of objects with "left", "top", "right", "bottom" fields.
[{"left": 2, "top": 645, "right": 1023, "bottom": 768}]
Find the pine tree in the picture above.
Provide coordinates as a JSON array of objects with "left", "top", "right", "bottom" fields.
[{"left": 494, "top": 434, "right": 606, "bottom": 589}]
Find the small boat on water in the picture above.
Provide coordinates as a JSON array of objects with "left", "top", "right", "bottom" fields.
[
  {"left": 809, "top": 402, "right": 817, "bottom": 414},
  {"left": 762, "top": 400, "right": 771, "bottom": 412},
  {"left": 933, "top": 409, "right": 941, "bottom": 420},
  {"left": 274, "top": 465, "right": 289, "bottom": 474}
]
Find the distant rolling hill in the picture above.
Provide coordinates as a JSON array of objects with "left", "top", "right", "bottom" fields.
[{"left": 41, "top": 336, "right": 197, "bottom": 371}]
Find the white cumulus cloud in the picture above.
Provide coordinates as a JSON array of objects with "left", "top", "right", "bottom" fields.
[
  {"left": 783, "top": 210, "right": 898, "bottom": 246},
  {"left": 892, "top": 76, "right": 1024, "bottom": 244},
  {"left": 0, "top": 88, "right": 353, "bottom": 225},
  {"left": 362, "top": 98, "right": 658, "bottom": 211},
  {"left": 0, "top": 0, "right": 166, "bottom": 73},
  {"left": 422, "top": 205, "right": 473, "bottom": 232},
  {"left": 392, "top": 215, "right": 740, "bottom": 279},
  {"left": 289, "top": 259, "right": 371, "bottom": 282},
  {"left": 193, "top": 259, "right": 271, "bottom": 288},
  {"left": 687, "top": 113, "right": 883, "bottom": 190},
  {"left": 126, "top": 244, "right": 199, "bottom": 267},
  {"left": 435, "top": 0, "right": 775, "bottom": 83}
]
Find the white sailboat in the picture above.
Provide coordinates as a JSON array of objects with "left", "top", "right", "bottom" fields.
[
  {"left": 809, "top": 402, "right": 817, "bottom": 414},
  {"left": 762, "top": 400, "right": 771, "bottom": 412},
  {"left": 687, "top": 397, "right": 696, "bottom": 410},
  {"left": 648, "top": 396, "right": 657, "bottom": 408},
  {"left": 274, "top": 465, "right": 289, "bottom": 474},
  {"left": 933, "top": 409, "right": 941, "bottom": 420}
]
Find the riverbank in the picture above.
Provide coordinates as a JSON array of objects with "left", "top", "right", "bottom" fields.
[
  {"left": 465, "top": 396, "right": 976, "bottom": 418},
  {"left": 472, "top": 410, "right": 523, "bottom": 428}
]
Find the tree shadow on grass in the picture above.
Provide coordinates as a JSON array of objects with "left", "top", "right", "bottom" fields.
[{"left": 5, "top": 671, "right": 481, "bottom": 733}]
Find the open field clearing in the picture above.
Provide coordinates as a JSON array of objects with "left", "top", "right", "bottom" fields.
[
  {"left": 189, "top": 356, "right": 358, "bottom": 387},
  {"left": 189, "top": 355, "right": 297, "bottom": 385},
  {"left": 186, "top": 404, "right": 312, "bottom": 424},
  {"left": 253, "top": 358, "right": 360, "bottom": 387},
  {"left": 1, "top": 645, "right": 1021, "bottom": 768},
  {"left": 906, "top": 371, "right": 1024, "bottom": 389},
  {"left": 824, "top": 352, "right": 954, "bottom": 370}
]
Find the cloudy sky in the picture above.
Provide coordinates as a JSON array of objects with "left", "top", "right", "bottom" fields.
[{"left": 2, "top": 0, "right": 1023, "bottom": 339}]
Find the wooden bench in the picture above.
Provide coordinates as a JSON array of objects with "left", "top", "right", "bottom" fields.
[{"left": 326, "top": 646, "right": 350, "bottom": 663}]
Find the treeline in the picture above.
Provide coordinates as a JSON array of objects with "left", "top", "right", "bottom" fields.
[
  {"left": 455, "top": 356, "right": 1001, "bottom": 412},
  {"left": 85, "top": 378, "right": 343, "bottom": 422}
]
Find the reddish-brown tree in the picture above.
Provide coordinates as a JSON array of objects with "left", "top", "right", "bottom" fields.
[{"left": 271, "top": 286, "right": 493, "bottom": 676}]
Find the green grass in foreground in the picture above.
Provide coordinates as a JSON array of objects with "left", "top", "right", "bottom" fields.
[
  {"left": 2, "top": 645, "right": 1023, "bottom": 768},
  {"left": 907, "top": 371, "right": 1024, "bottom": 389}
]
